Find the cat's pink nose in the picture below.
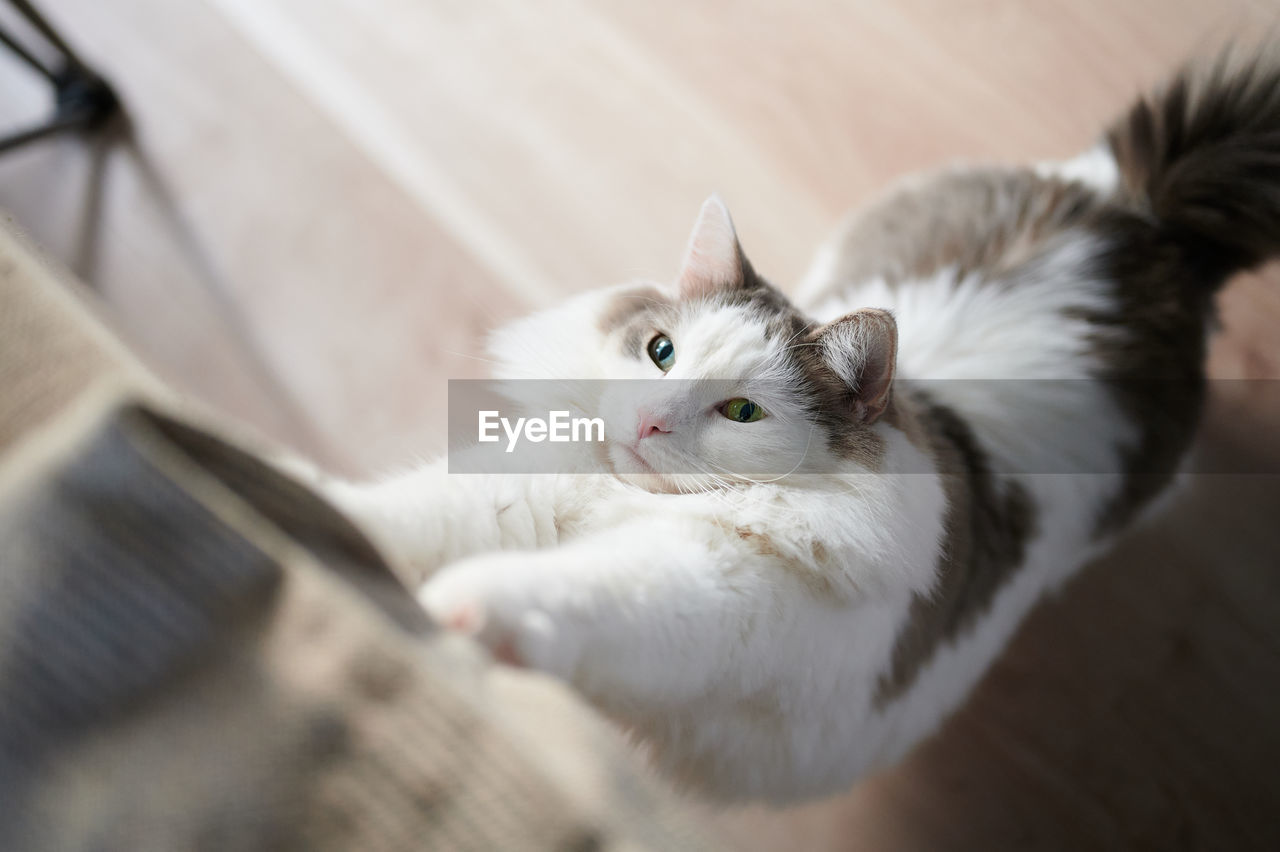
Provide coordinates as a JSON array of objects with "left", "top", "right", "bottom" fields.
[{"left": 636, "top": 411, "right": 672, "bottom": 441}]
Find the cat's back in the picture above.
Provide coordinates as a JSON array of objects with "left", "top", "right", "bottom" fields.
[{"left": 795, "top": 166, "right": 1117, "bottom": 385}]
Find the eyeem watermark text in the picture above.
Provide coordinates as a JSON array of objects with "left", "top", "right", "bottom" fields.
[{"left": 478, "top": 410, "right": 605, "bottom": 453}]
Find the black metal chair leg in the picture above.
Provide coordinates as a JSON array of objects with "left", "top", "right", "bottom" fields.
[
  {"left": 0, "top": 16, "right": 58, "bottom": 82},
  {"left": 0, "top": 0, "right": 121, "bottom": 155},
  {"left": 9, "top": 0, "right": 93, "bottom": 71}
]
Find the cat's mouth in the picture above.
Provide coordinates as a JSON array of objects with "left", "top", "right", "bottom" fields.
[
  {"left": 614, "top": 443, "right": 658, "bottom": 474},
  {"left": 607, "top": 442, "right": 685, "bottom": 493},
  {"left": 622, "top": 445, "right": 660, "bottom": 470}
]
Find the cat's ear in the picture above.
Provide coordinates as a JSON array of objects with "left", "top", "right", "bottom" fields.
[
  {"left": 676, "top": 194, "right": 750, "bottom": 299},
  {"left": 813, "top": 309, "right": 897, "bottom": 423}
]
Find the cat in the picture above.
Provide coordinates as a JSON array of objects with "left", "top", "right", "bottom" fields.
[{"left": 327, "top": 48, "right": 1280, "bottom": 803}]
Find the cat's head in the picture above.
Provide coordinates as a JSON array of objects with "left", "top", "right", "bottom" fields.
[{"left": 489, "top": 196, "right": 897, "bottom": 491}]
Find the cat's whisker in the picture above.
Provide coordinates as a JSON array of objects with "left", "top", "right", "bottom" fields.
[
  {"left": 674, "top": 462, "right": 744, "bottom": 506},
  {"left": 442, "top": 349, "right": 504, "bottom": 366},
  {"left": 699, "top": 422, "right": 817, "bottom": 493}
]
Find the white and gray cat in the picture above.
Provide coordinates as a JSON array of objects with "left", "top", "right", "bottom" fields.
[{"left": 328, "top": 50, "right": 1280, "bottom": 802}]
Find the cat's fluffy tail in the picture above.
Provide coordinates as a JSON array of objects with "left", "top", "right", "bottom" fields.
[{"left": 1106, "top": 46, "right": 1280, "bottom": 280}]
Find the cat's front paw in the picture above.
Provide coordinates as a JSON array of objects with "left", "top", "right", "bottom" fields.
[{"left": 418, "top": 553, "right": 585, "bottom": 680}]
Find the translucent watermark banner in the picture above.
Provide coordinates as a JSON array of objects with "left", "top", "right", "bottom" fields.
[{"left": 446, "top": 379, "right": 1280, "bottom": 475}]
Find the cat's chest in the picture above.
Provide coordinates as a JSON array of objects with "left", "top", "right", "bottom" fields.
[
  {"left": 561, "top": 480, "right": 728, "bottom": 535},
  {"left": 558, "top": 479, "right": 825, "bottom": 563}
]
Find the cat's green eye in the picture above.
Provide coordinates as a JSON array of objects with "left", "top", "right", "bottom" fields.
[
  {"left": 648, "top": 334, "right": 676, "bottom": 371},
  {"left": 722, "top": 398, "right": 765, "bottom": 423}
]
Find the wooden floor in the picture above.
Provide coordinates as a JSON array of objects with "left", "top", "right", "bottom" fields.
[{"left": 3, "top": 1, "right": 1280, "bottom": 848}]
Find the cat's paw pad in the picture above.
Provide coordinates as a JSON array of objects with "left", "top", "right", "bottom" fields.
[{"left": 418, "top": 557, "right": 582, "bottom": 679}]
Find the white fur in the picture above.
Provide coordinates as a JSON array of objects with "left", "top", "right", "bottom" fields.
[
  {"left": 1035, "top": 144, "right": 1120, "bottom": 194},
  {"left": 330, "top": 150, "right": 1184, "bottom": 802},
  {"left": 795, "top": 208, "right": 1139, "bottom": 778}
]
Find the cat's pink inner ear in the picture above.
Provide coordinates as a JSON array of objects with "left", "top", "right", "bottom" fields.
[
  {"left": 817, "top": 309, "right": 898, "bottom": 423},
  {"left": 676, "top": 195, "right": 744, "bottom": 299}
]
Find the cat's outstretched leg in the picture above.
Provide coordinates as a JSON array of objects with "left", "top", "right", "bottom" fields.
[
  {"left": 416, "top": 513, "right": 917, "bottom": 801},
  {"left": 418, "top": 516, "right": 778, "bottom": 705},
  {"left": 325, "top": 463, "right": 579, "bottom": 585}
]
